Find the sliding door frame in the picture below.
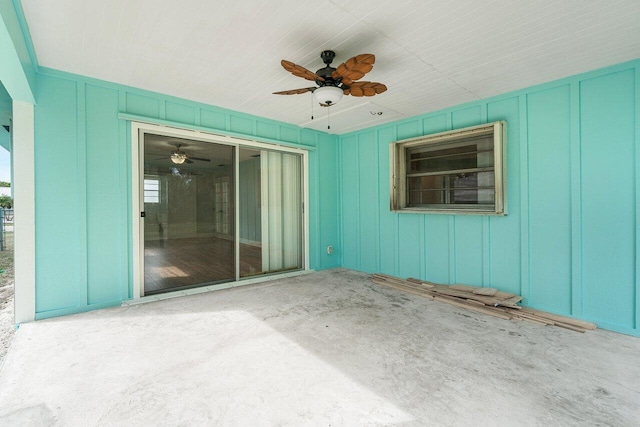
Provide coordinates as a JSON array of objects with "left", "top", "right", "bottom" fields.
[{"left": 131, "top": 121, "right": 309, "bottom": 300}]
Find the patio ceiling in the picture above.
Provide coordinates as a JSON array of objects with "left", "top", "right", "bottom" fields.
[{"left": 21, "top": 0, "right": 640, "bottom": 134}]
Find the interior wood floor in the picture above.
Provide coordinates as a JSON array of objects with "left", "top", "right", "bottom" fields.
[{"left": 144, "top": 236, "right": 262, "bottom": 294}]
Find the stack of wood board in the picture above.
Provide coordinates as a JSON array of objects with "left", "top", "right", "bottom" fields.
[{"left": 371, "top": 273, "right": 596, "bottom": 333}]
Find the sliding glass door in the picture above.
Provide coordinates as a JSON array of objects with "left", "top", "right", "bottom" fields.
[
  {"left": 140, "top": 131, "right": 304, "bottom": 296},
  {"left": 143, "top": 134, "right": 235, "bottom": 295}
]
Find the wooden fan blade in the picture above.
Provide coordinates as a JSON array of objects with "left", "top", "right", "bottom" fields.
[
  {"left": 189, "top": 157, "right": 211, "bottom": 162},
  {"left": 332, "top": 54, "right": 375, "bottom": 82},
  {"left": 346, "top": 81, "right": 387, "bottom": 97},
  {"left": 273, "top": 87, "right": 316, "bottom": 95},
  {"left": 281, "top": 60, "right": 325, "bottom": 82}
]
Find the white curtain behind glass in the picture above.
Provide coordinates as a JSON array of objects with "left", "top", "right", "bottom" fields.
[{"left": 260, "top": 151, "right": 302, "bottom": 272}]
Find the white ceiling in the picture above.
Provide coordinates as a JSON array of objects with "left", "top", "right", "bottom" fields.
[{"left": 21, "top": 0, "right": 640, "bottom": 134}]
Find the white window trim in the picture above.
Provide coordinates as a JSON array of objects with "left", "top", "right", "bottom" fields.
[
  {"left": 131, "top": 121, "right": 310, "bottom": 300},
  {"left": 390, "top": 121, "right": 507, "bottom": 215}
]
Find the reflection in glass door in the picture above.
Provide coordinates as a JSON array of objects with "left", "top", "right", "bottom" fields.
[
  {"left": 213, "top": 177, "right": 230, "bottom": 235},
  {"left": 142, "top": 134, "right": 235, "bottom": 295}
]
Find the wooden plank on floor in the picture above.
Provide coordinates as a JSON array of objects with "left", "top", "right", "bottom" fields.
[
  {"left": 519, "top": 308, "right": 596, "bottom": 330},
  {"left": 372, "top": 273, "right": 596, "bottom": 333},
  {"left": 450, "top": 284, "right": 515, "bottom": 299},
  {"left": 371, "top": 277, "right": 513, "bottom": 320},
  {"left": 473, "top": 287, "right": 498, "bottom": 296}
]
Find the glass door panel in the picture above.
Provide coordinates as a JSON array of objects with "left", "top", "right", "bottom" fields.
[
  {"left": 239, "top": 147, "right": 303, "bottom": 277},
  {"left": 143, "top": 134, "right": 235, "bottom": 295}
]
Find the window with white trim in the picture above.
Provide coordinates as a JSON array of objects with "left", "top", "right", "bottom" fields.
[
  {"left": 390, "top": 121, "right": 506, "bottom": 215},
  {"left": 143, "top": 177, "right": 161, "bottom": 204}
]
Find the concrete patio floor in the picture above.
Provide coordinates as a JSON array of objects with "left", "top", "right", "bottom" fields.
[{"left": 1, "top": 269, "right": 639, "bottom": 426}]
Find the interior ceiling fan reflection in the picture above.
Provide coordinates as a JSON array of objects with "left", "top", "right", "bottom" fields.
[{"left": 163, "top": 143, "right": 212, "bottom": 165}]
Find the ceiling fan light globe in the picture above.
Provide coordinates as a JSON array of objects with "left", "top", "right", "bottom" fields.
[
  {"left": 314, "top": 86, "right": 343, "bottom": 106},
  {"left": 171, "top": 152, "right": 187, "bottom": 164}
]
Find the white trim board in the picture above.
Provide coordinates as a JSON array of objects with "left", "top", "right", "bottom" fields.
[{"left": 13, "top": 100, "right": 35, "bottom": 324}]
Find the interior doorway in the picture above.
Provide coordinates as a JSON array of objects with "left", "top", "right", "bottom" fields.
[{"left": 136, "top": 125, "right": 306, "bottom": 297}]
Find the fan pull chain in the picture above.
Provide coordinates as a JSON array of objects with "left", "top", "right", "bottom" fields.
[
  {"left": 327, "top": 107, "right": 331, "bottom": 130},
  {"left": 311, "top": 95, "right": 314, "bottom": 120}
]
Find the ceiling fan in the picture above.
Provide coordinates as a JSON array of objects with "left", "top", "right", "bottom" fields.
[
  {"left": 166, "top": 144, "right": 211, "bottom": 165},
  {"left": 273, "top": 50, "right": 387, "bottom": 107}
]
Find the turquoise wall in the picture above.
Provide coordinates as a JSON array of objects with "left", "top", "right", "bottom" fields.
[
  {"left": 16, "top": 4, "right": 639, "bottom": 337},
  {"left": 33, "top": 68, "right": 341, "bottom": 319},
  {"left": 339, "top": 60, "right": 640, "bottom": 337}
]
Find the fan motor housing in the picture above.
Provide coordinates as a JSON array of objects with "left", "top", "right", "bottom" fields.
[
  {"left": 317, "top": 50, "right": 338, "bottom": 84},
  {"left": 320, "top": 50, "right": 336, "bottom": 65},
  {"left": 316, "top": 66, "right": 336, "bottom": 81}
]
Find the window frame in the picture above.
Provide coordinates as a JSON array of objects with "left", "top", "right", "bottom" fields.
[{"left": 390, "top": 121, "right": 507, "bottom": 215}]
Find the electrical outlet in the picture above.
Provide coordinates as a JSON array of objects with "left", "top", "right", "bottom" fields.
[{"left": 327, "top": 245, "right": 333, "bottom": 255}]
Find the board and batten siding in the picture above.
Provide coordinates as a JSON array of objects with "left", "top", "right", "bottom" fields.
[
  {"left": 33, "top": 68, "right": 340, "bottom": 319},
  {"left": 339, "top": 59, "right": 640, "bottom": 337}
]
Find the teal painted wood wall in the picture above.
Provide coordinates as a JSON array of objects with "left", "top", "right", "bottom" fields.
[
  {"left": 338, "top": 60, "right": 640, "bottom": 337},
  {"left": 29, "top": 56, "right": 640, "bottom": 336},
  {"left": 33, "top": 68, "right": 341, "bottom": 319}
]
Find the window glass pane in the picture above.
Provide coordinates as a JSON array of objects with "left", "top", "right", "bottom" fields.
[
  {"left": 449, "top": 189, "right": 495, "bottom": 205},
  {"left": 407, "top": 171, "right": 495, "bottom": 206},
  {"left": 143, "top": 134, "right": 235, "bottom": 295},
  {"left": 144, "top": 181, "right": 159, "bottom": 190},
  {"left": 143, "top": 178, "right": 160, "bottom": 203},
  {"left": 407, "top": 135, "right": 494, "bottom": 174},
  {"left": 407, "top": 176, "right": 444, "bottom": 204}
]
